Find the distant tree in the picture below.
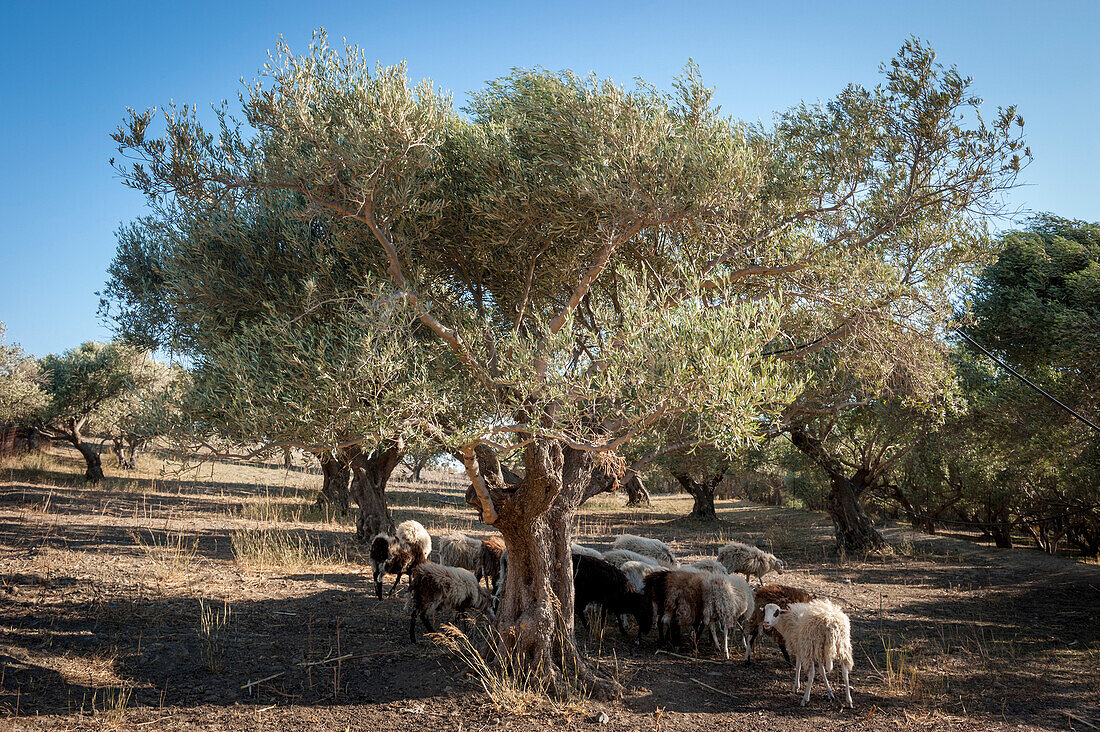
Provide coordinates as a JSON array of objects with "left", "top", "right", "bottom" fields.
[
  {"left": 35, "top": 342, "right": 162, "bottom": 483},
  {"left": 0, "top": 323, "right": 46, "bottom": 426},
  {"left": 958, "top": 217, "right": 1099, "bottom": 552},
  {"left": 108, "top": 35, "right": 1025, "bottom": 693}
]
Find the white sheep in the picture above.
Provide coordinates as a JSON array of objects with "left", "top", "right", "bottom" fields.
[
  {"left": 601, "top": 548, "right": 662, "bottom": 570},
  {"left": 438, "top": 530, "right": 481, "bottom": 571},
  {"left": 408, "top": 562, "right": 492, "bottom": 643},
  {"left": 619, "top": 559, "right": 660, "bottom": 592},
  {"left": 689, "top": 558, "right": 730, "bottom": 576},
  {"left": 762, "top": 599, "right": 854, "bottom": 707},
  {"left": 717, "top": 541, "right": 784, "bottom": 583},
  {"left": 396, "top": 520, "right": 432, "bottom": 559},
  {"left": 611, "top": 534, "right": 677, "bottom": 567},
  {"left": 570, "top": 543, "right": 603, "bottom": 559}
]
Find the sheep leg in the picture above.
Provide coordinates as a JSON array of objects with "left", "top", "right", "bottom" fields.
[
  {"left": 801, "top": 662, "right": 815, "bottom": 707},
  {"left": 792, "top": 657, "right": 802, "bottom": 693},
  {"left": 820, "top": 664, "right": 836, "bottom": 701},
  {"left": 374, "top": 577, "right": 384, "bottom": 601},
  {"left": 669, "top": 617, "right": 682, "bottom": 647},
  {"left": 388, "top": 568, "right": 404, "bottom": 597},
  {"left": 409, "top": 609, "right": 419, "bottom": 643},
  {"left": 841, "top": 666, "right": 853, "bottom": 708},
  {"left": 709, "top": 623, "right": 721, "bottom": 657},
  {"left": 722, "top": 624, "right": 730, "bottom": 661},
  {"left": 779, "top": 639, "right": 792, "bottom": 666}
]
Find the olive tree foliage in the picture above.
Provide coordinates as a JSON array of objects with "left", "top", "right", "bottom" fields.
[
  {"left": 34, "top": 342, "right": 164, "bottom": 483},
  {"left": 0, "top": 323, "right": 47, "bottom": 426},
  {"left": 895, "top": 218, "right": 1100, "bottom": 553},
  {"left": 107, "top": 33, "right": 1025, "bottom": 692}
]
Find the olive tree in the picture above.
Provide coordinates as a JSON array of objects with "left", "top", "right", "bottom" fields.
[
  {"left": 35, "top": 342, "right": 162, "bottom": 483},
  {"left": 109, "top": 34, "right": 1024, "bottom": 691},
  {"left": 0, "top": 323, "right": 46, "bottom": 427}
]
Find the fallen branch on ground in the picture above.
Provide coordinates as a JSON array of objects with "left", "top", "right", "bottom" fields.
[
  {"left": 241, "top": 650, "right": 404, "bottom": 690},
  {"left": 690, "top": 677, "right": 739, "bottom": 700}
]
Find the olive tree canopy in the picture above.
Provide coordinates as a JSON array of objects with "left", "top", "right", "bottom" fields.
[
  {"left": 107, "top": 33, "right": 1025, "bottom": 692},
  {"left": 0, "top": 323, "right": 46, "bottom": 427}
]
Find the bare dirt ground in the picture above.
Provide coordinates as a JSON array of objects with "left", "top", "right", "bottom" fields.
[{"left": 1, "top": 445, "right": 1098, "bottom": 731}]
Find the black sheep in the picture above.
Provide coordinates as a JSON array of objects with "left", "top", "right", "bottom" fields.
[{"left": 572, "top": 554, "right": 653, "bottom": 641}]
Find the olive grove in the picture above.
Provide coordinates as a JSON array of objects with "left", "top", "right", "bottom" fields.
[{"left": 105, "top": 34, "right": 1026, "bottom": 691}]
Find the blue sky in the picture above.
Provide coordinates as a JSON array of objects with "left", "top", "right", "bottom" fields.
[{"left": 1, "top": 0, "right": 1097, "bottom": 356}]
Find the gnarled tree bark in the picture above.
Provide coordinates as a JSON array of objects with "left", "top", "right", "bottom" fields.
[
  {"left": 464, "top": 440, "right": 617, "bottom": 699},
  {"left": 671, "top": 464, "right": 726, "bottom": 521},
  {"left": 788, "top": 424, "right": 885, "bottom": 553},
  {"left": 579, "top": 466, "right": 651, "bottom": 507},
  {"left": 348, "top": 440, "right": 403, "bottom": 541},
  {"left": 315, "top": 450, "right": 352, "bottom": 516}
]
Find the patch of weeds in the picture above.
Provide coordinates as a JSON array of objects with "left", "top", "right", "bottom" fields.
[
  {"left": 82, "top": 685, "right": 132, "bottom": 726},
  {"left": 131, "top": 529, "right": 198, "bottom": 573},
  {"left": 868, "top": 634, "right": 919, "bottom": 696},
  {"left": 230, "top": 528, "right": 347, "bottom": 569},
  {"left": 432, "top": 620, "right": 596, "bottom": 716},
  {"left": 198, "top": 598, "right": 233, "bottom": 673}
]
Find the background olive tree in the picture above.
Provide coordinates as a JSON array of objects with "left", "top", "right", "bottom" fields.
[
  {"left": 107, "top": 33, "right": 1025, "bottom": 691},
  {"left": 34, "top": 342, "right": 163, "bottom": 483},
  {"left": 0, "top": 323, "right": 46, "bottom": 427}
]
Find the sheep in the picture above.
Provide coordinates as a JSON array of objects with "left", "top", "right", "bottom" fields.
[
  {"left": 746, "top": 584, "right": 814, "bottom": 664},
  {"left": 601, "top": 548, "right": 662, "bottom": 570},
  {"left": 396, "top": 519, "right": 432, "bottom": 559},
  {"left": 408, "top": 562, "right": 493, "bottom": 643},
  {"left": 620, "top": 559, "right": 660, "bottom": 592},
  {"left": 572, "top": 554, "right": 653, "bottom": 641},
  {"left": 703, "top": 573, "right": 754, "bottom": 660},
  {"left": 762, "top": 599, "right": 854, "bottom": 707},
  {"left": 476, "top": 535, "right": 506, "bottom": 590},
  {"left": 368, "top": 533, "right": 426, "bottom": 599},
  {"left": 717, "top": 541, "right": 784, "bottom": 583},
  {"left": 644, "top": 570, "right": 706, "bottom": 649},
  {"left": 570, "top": 542, "right": 603, "bottom": 559},
  {"left": 438, "top": 530, "right": 481, "bottom": 572},
  {"left": 689, "top": 558, "right": 730, "bottom": 575},
  {"left": 644, "top": 570, "right": 752, "bottom": 659},
  {"left": 611, "top": 534, "right": 677, "bottom": 567}
]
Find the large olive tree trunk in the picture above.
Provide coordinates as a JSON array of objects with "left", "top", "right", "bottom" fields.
[
  {"left": 789, "top": 425, "right": 884, "bottom": 553},
  {"left": 671, "top": 462, "right": 727, "bottom": 521},
  {"left": 622, "top": 472, "right": 652, "bottom": 507},
  {"left": 348, "top": 441, "right": 403, "bottom": 541},
  {"left": 315, "top": 451, "right": 352, "bottom": 515},
  {"left": 579, "top": 467, "right": 651, "bottom": 507},
  {"left": 73, "top": 437, "right": 104, "bottom": 485},
  {"left": 465, "top": 441, "right": 615, "bottom": 698}
]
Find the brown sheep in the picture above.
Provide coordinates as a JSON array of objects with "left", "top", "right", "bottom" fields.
[
  {"left": 476, "top": 535, "right": 506, "bottom": 591},
  {"left": 746, "top": 584, "right": 813, "bottom": 663}
]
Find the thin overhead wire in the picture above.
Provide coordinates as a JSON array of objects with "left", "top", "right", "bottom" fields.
[{"left": 955, "top": 328, "right": 1100, "bottom": 434}]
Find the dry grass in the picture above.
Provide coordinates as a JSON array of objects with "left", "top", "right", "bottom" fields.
[
  {"left": 431, "top": 619, "right": 597, "bottom": 716},
  {"left": 230, "top": 527, "right": 347, "bottom": 569},
  {"left": 198, "top": 598, "right": 233, "bottom": 673},
  {"left": 130, "top": 528, "right": 198, "bottom": 573}
]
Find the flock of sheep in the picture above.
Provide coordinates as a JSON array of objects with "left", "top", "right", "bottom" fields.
[{"left": 369, "top": 522, "right": 854, "bottom": 708}]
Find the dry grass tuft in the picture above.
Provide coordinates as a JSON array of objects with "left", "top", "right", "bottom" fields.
[
  {"left": 230, "top": 528, "right": 347, "bottom": 569},
  {"left": 198, "top": 598, "right": 233, "bottom": 673},
  {"left": 131, "top": 529, "right": 198, "bottom": 573}
]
